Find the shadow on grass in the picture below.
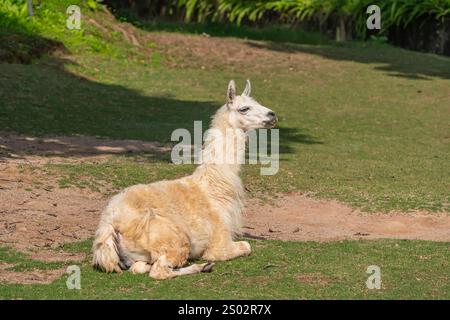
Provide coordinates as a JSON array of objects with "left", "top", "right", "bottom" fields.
[
  {"left": 0, "top": 56, "right": 319, "bottom": 161},
  {"left": 138, "top": 21, "right": 328, "bottom": 46},
  {"left": 278, "top": 126, "right": 323, "bottom": 155},
  {"left": 0, "top": 8, "right": 67, "bottom": 64},
  {"left": 122, "top": 17, "right": 450, "bottom": 81},
  {"left": 246, "top": 41, "right": 450, "bottom": 80},
  {"left": 0, "top": 59, "right": 212, "bottom": 159}
]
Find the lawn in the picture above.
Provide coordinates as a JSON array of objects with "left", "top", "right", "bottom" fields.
[
  {"left": 1, "top": 238, "right": 449, "bottom": 299},
  {"left": 0, "top": 0, "right": 449, "bottom": 299}
]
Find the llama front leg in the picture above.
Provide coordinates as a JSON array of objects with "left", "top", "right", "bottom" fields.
[{"left": 202, "top": 230, "right": 251, "bottom": 261}]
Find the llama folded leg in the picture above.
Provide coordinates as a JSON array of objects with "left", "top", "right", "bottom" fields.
[
  {"left": 203, "top": 234, "right": 251, "bottom": 262},
  {"left": 173, "top": 262, "right": 215, "bottom": 275},
  {"left": 149, "top": 255, "right": 214, "bottom": 280}
]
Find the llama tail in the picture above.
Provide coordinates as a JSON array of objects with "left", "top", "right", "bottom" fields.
[{"left": 92, "top": 221, "right": 122, "bottom": 273}]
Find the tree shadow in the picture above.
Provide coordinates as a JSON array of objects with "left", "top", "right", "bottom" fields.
[
  {"left": 107, "top": 11, "right": 450, "bottom": 80},
  {"left": 0, "top": 53, "right": 321, "bottom": 162},
  {"left": 136, "top": 20, "right": 328, "bottom": 46},
  {"left": 0, "top": 54, "right": 217, "bottom": 161},
  {"left": 0, "top": 133, "right": 174, "bottom": 162},
  {"left": 278, "top": 126, "right": 323, "bottom": 155},
  {"left": 246, "top": 41, "right": 450, "bottom": 80},
  {"left": 0, "top": 11, "right": 67, "bottom": 64}
]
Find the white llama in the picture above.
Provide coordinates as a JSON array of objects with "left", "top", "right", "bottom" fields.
[{"left": 92, "top": 80, "right": 277, "bottom": 279}]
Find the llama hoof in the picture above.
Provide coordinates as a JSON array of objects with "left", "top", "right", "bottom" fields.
[
  {"left": 238, "top": 241, "right": 252, "bottom": 255},
  {"left": 201, "top": 262, "right": 215, "bottom": 273},
  {"left": 129, "top": 261, "right": 151, "bottom": 274}
]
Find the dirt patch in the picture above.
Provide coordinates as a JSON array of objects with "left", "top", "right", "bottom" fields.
[
  {"left": 148, "top": 32, "right": 322, "bottom": 73},
  {"left": 243, "top": 193, "right": 450, "bottom": 242},
  {"left": 0, "top": 267, "right": 65, "bottom": 285},
  {"left": 0, "top": 132, "right": 171, "bottom": 164},
  {"left": 0, "top": 262, "right": 15, "bottom": 270},
  {"left": 28, "top": 250, "right": 85, "bottom": 263},
  {"left": 294, "top": 273, "right": 333, "bottom": 286},
  {"left": 0, "top": 133, "right": 173, "bottom": 255},
  {"left": 82, "top": 8, "right": 329, "bottom": 74},
  {"left": 0, "top": 163, "right": 107, "bottom": 252}
]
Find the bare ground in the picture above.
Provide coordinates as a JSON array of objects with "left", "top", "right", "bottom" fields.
[
  {"left": 84, "top": 12, "right": 325, "bottom": 74},
  {"left": 148, "top": 32, "right": 320, "bottom": 73},
  {"left": 0, "top": 263, "right": 65, "bottom": 285},
  {"left": 244, "top": 193, "right": 450, "bottom": 242},
  {"left": 0, "top": 164, "right": 106, "bottom": 251},
  {"left": 0, "top": 132, "right": 171, "bottom": 163}
]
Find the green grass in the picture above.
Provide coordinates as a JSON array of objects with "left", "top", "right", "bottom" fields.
[
  {"left": 48, "top": 156, "right": 195, "bottom": 192},
  {"left": 0, "top": 247, "right": 66, "bottom": 271},
  {"left": 1, "top": 239, "right": 449, "bottom": 299}
]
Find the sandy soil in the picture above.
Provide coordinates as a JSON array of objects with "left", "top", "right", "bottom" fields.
[
  {"left": 0, "top": 263, "right": 65, "bottom": 285},
  {"left": 244, "top": 193, "right": 450, "bottom": 242},
  {"left": 0, "top": 132, "right": 170, "bottom": 164}
]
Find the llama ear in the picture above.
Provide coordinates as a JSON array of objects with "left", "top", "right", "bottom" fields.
[
  {"left": 242, "top": 79, "right": 251, "bottom": 96},
  {"left": 227, "top": 80, "right": 236, "bottom": 104}
]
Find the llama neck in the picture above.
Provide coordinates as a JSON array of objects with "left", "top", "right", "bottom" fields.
[{"left": 193, "top": 106, "right": 246, "bottom": 199}]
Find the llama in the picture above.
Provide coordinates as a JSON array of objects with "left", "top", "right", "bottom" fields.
[{"left": 92, "top": 80, "right": 277, "bottom": 280}]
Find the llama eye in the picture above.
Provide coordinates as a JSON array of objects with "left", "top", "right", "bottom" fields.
[{"left": 238, "top": 107, "right": 250, "bottom": 114}]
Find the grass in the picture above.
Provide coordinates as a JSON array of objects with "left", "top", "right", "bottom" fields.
[
  {"left": 0, "top": 0, "right": 449, "bottom": 299},
  {"left": 48, "top": 156, "right": 195, "bottom": 192},
  {"left": 0, "top": 239, "right": 449, "bottom": 299},
  {"left": 0, "top": 247, "right": 65, "bottom": 271}
]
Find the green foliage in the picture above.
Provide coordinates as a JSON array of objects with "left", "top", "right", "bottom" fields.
[
  {"left": 172, "top": 0, "right": 450, "bottom": 38},
  {"left": 0, "top": 0, "right": 133, "bottom": 61},
  {"left": 87, "top": 0, "right": 103, "bottom": 11},
  {"left": 0, "top": 0, "right": 37, "bottom": 33}
]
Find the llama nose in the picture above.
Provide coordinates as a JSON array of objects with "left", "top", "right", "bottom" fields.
[{"left": 267, "top": 111, "right": 277, "bottom": 120}]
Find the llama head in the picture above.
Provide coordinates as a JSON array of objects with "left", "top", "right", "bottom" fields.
[{"left": 224, "top": 80, "right": 277, "bottom": 131}]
